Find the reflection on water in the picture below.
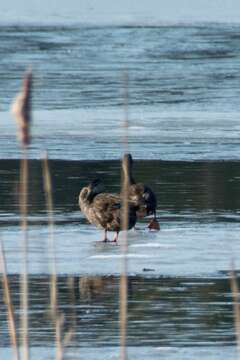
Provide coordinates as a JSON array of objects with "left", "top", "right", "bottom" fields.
[{"left": 0, "top": 275, "right": 236, "bottom": 347}]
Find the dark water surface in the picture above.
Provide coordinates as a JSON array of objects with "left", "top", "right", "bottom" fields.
[{"left": 1, "top": 158, "right": 240, "bottom": 219}]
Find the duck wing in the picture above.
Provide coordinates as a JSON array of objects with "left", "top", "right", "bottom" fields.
[
  {"left": 92, "top": 193, "right": 136, "bottom": 231},
  {"left": 91, "top": 193, "right": 122, "bottom": 231}
]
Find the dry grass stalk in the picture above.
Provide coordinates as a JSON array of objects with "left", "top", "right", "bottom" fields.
[
  {"left": 42, "top": 154, "right": 57, "bottom": 310},
  {"left": 11, "top": 69, "right": 33, "bottom": 360},
  {"left": 19, "top": 151, "right": 29, "bottom": 360},
  {"left": 42, "top": 153, "right": 64, "bottom": 360},
  {"left": 119, "top": 72, "right": 129, "bottom": 360},
  {"left": 63, "top": 328, "right": 74, "bottom": 346},
  {"left": 229, "top": 263, "right": 240, "bottom": 352},
  {"left": 55, "top": 315, "right": 64, "bottom": 360},
  {"left": 0, "top": 239, "right": 20, "bottom": 360}
]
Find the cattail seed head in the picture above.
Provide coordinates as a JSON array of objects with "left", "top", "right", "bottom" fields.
[{"left": 11, "top": 69, "right": 32, "bottom": 146}]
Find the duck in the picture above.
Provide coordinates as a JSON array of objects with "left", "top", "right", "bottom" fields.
[
  {"left": 121, "top": 153, "right": 160, "bottom": 230},
  {"left": 79, "top": 179, "right": 138, "bottom": 242}
]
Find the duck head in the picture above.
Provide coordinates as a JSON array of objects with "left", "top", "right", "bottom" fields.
[
  {"left": 88, "top": 179, "right": 105, "bottom": 197},
  {"left": 79, "top": 178, "right": 105, "bottom": 204}
]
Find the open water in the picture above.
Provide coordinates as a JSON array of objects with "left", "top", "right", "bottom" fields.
[{"left": 0, "top": 22, "right": 240, "bottom": 359}]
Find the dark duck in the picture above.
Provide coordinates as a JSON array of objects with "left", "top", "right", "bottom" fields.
[
  {"left": 79, "top": 179, "right": 138, "bottom": 242},
  {"left": 122, "top": 153, "right": 160, "bottom": 230}
]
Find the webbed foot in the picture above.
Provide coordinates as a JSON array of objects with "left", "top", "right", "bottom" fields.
[{"left": 148, "top": 218, "right": 160, "bottom": 231}]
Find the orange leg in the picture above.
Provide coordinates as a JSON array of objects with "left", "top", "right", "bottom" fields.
[
  {"left": 112, "top": 231, "right": 119, "bottom": 243},
  {"left": 148, "top": 211, "right": 160, "bottom": 231}
]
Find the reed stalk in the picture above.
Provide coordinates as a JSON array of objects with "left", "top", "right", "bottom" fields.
[
  {"left": 19, "top": 148, "right": 29, "bottom": 360},
  {"left": 229, "top": 263, "right": 240, "bottom": 354},
  {"left": 119, "top": 72, "right": 129, "bottom": 360},
  {"left": 42, "top": 153, "right": 63, "bottom": 360},
  {"left": 11, "top": 69, "right": 32, "bottom": 360},
  {"left": 42, "top": 154, "right": 57, "bottom": 311},
  {"left": 0, "top": 239, "right": 20, "bottom": 360}
]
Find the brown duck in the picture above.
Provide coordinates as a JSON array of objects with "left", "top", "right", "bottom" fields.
[
  {"left": 79, "top": 179, "right": 138, "bottom": 242},
  {"left": 122, "top": 153, "right": 160, "bottom": 230}
]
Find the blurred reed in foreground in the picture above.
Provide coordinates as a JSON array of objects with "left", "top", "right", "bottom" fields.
[
  {"left": 229, "top": 262, "right": 240, "bottom": 355},
  {"left": 42, "top": 153, "right": 63, "bottom": 360},
  {"left": 119, "top": 72, "right": 129, "bottom": 360},
  {"left": 7, "top": 68, "right": 74, "bottom": 360},
  {"left": 0, "top": 239, "right": 19, "bottom": 360},
  {"left": 11, "top": 68, "right": 32, "bottom": 360},
  {"left": 42, "top": 153, "right": 74, "bottom": 359}
]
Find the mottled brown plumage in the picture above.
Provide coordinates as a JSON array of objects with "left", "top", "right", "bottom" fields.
[
  {"left": 122, "top": 153, "right": 160, "bottom": 230},
  {"left": 79, "top": 179, "right": 137, "bottom": 242}
]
